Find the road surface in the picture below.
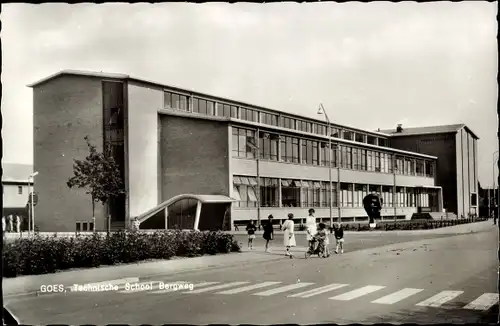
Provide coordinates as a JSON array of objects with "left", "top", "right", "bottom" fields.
[{"left": 5, "top": 227, "right": 497, "bottom": 324}]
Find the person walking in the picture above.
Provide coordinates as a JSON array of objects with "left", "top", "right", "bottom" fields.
[
  {"left": 2, "top": 216, "right": 6, "bottom": 238},
  {"left": 15, "top": 215, "right": 21, "bottom": 233},
  {"left": 334, "top": 222, "right": 345, "bottom": 254},
  {"left": 282, "top": 213, "right": 296, "bottom": 258},
  {"left": 246, "top": 219, "right": 257, "bottom": 250},
  {"left": 305, "top": 208, "right": 318, "bottom": 248},
  {"left": 263, "top": 215, "right": 274, "bottom": 252}
]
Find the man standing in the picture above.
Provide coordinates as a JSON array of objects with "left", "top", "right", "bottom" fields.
[{"left": 363, "top": 192, "right": 382, "bottom": 229}]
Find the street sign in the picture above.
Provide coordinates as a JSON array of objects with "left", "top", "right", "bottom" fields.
[{"left": 27, "top": 193, "right": 39, "bottom": 206}]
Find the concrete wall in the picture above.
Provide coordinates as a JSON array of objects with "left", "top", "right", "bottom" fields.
[
  {"left": 389, "top": 133, "right": 457, "bottom": 214},
  {"left": 160, "top": 115, "right": 230, "bottom": 201},
  {"left": 33, "top": 75, "right": 106, "bottom": 231},
  {"left": 232, "top": 158, "right": 435, "bottom": 186},
  {"left": 2, "top": 184, "right": 31, "bottom": 208},
  {"left": 456, "top": 129, "right": 479, "bottom": 217},
  {"left": 126, "top": 82, "right": 163, "bottom": 218}
]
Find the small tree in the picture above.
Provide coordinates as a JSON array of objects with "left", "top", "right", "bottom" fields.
[{"left": 67, "top": 136, "right": 126, "bottom": 233}]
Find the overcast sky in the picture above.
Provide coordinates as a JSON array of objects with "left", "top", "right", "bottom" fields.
[{"left": 1, "top": 2, "right": 497, "bottom": 186}]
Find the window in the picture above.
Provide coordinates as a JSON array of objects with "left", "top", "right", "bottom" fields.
[
  {"left": 216, "top": 103, "right": 237, "bottom": 118},
  {"left": 471, "top": 193, "right": 478, "bottom": 206},
  {"left": 318, "top": 124, "right": 327, "bottom": 136},
  {"left": 281, "top": 180, "right": 301, "bottom": 207},
  {"left": 409, "top": 159, "right": 415, "bottom": 176},
  {"left": 164, "top": 91, "right": 188, "bottom": 111},
  {"left": 260, "top": 178, "right": 279, "bottom": 207},
  {"left": 354, "top": 184, "right": 367, "bottom": 207},
  {"left": 82, "top": 222, "right": 88, "bottom": 231},
  {"left": 259, "top": 132, "right": 279, "bottom": 161},
  {"left": 89, "top": 222, "right": 94, "bottom": 231},
  {"left": 301, "top": 139, "right": 317, "bottom": 165},
  {"left": 241, "top": 108, "right": 258, "bottom": 122},
  {"left": 382, "top": 186, "right": 393, "bottom": 207},
  {"left": 340, "top": 183, "right": 353, "bottom": 207},
  {"left": 355, "top": 133, "right": 365, "bottom": 143},
  {"left": 167, "top": 198, "right": 198, "bottom": 229},
  {"left": 192, "top": 98, "right": 214, "bottom": 115},
  {"left": 367, "top": 151, "right": 373, "bottom": 171},
  {"left": 261, "top": 113, "right": 278, "bottom": 126},
  {"left": 379, "top": 138, "right": 388, "bottom": 147},
  {"left": 280, "top": 116, "right": 296, "bottom": 129},
  {"left": 232, "top": 127, "right": 256, "bottom": 159},
  {"left": 331, "top": 128, "right": 341, "bottom": 138},
  {"left": 18, "top": 186, "right": 23, "bottom": 195},
  {"left": 388, "top": 154, "right": 393, "bottom": 173},
  {"left": 367, "top": 136, "right": 376, "bottom": 145},
  {"left": 340, "top": 145, "right": 351, "bottom": 169},
  {"left": 396, "top": 156, "right": 404, "bottom": 174},
  {"left": 343, "top": 131, "right": 354, "bottom": 141},
  {"left": 360, "top": 149, "right": 366, "bottom": 171},
  {"left": 406, "top": 188, "right": 416, "bottom": 207},
  {"left": 374, "top": 152, "right": 381, "bottom": 172},
  {"left": 425, "top": 161, "right": 435, "bottom": 178},
  {"left": 76, "top": 222, "right": 81, "bottom": 232},
  {"left": 233, "top": 176, "right": 258, "bottom": 208},
  {"left": 396, "top": 187, "right": 405, "bottom": 207},
  {"left": 300, "top": 181, "right": 321, "bottom": 207},
  {"left": 416, "top": 160, "right": 425, "bottom": 176},
  {"left": 321, "top": 181, "right": 337, "bottom": 207}
]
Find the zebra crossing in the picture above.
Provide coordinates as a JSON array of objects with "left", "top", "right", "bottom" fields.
[{"left": 88, "top": 279, "right": 498, "bottom": 311}]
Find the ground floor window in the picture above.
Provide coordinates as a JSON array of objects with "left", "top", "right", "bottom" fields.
[
  {"left": 260, "top": 177, "right": 279, "bottom": 207},
  {"left": 281, "top": 179, "right": 301, "bottom": 207},
  {"left": 233, "top": 175, "right": 258, "bottom": 208}
]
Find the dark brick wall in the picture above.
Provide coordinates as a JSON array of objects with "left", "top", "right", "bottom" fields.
[
  {"left": 33, "top": 75, "right": 107, "bottom": 231},
  {"left": 389, "top": 133, "right": 458, "bottom": 214},
  {"left": 159, "top": 115, "right": 230, "bottom": 201}
]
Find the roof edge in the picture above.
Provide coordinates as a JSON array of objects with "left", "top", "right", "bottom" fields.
[{"left": 27, "top": 70, "right": 129, "bottom": 88}]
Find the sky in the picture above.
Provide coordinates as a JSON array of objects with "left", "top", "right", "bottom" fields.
[{"left": 1, "top": 2, "right": 498, "bottom": 186}]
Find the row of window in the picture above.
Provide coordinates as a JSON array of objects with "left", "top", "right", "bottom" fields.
[
  {"left": 232, "top": 127, "right": 436, "bottom": 177},
  {"left": 76, "top": 221, "right": 94, "bottom": 232},
  {"left": 163, "top": 90, "right": 389, "bottom": 147},
  {"left": 233, "top": 176, "right": 436, "bottom": 209}
]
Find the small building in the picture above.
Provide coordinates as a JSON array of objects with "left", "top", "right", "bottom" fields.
[
  {"left": 29, "top": 70, "right": 444, "bottom": 232},
  {"left": 379, "top": 124, "right": 479, "bottom": 218},
  {"left": 2, "top": 163, "right": 33, "bottom": 230}
]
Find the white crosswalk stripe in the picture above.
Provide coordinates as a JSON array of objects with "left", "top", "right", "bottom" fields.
[
  {"left": 252, "top": 283, "right": 314, "bottom": 296},
  {"left": 151, "top": 282, "right": 219, "bottom": 294},
  {"left": 216, "top": 282, "right": 282, "bottom": 295},
  {"left": 330, "top": 285, "right": 386, "bottom": 301},
  {"left": 463, "top": 293, "right": 499, "bottom": 310},
  {"left": 184, "top": 281, "right": 249, "bottom": 294},
  {"left": 372, "top": 288, "right": 424, "bottom": 305},
  {"left": 288, "top": 284, "right": 349, "bottom": 298},
  {"left": 416, "top": 290, "right": 464, "bottom": 307}
]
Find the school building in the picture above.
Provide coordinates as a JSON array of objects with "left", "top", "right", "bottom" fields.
[{"left": 28, "top": 69, "right": 480, "bottom": 232}]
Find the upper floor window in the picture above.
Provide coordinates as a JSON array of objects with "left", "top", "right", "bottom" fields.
[
  {"left": 192, "top": 98, "right": 215, "bottom": 115},
  {"left": 280, "top": 136, "right": 299, "bottom": 163},
  {"left": 232, "top": 127, "right": 256, "bottom": 159},
  {"left": 280, "top": 116, "right": 296, "bottom": 130},
  {"left": 301, "top": 139, "right": 318, "bottom": 165},
  {"left": 425, "top": 161, "right": 435, "bottom": 178},
  {"left": 18, "top": 186, "right": 23, "bottom": 195},
  {"left": 378, "top": 138, "right": 388, "bottom": 147},
  {"left": 343, "top": 131, "right": 354, "bottom": 141},
  {"left": 216, "top": 103, "right": 237, "bottom": 118},
  {"left": 331, "top": 127, "right": 341, "bottom": 138},
  {"left": 367, "top": 136, "right": 376, "bottom": 145},
  {"left": 355, "top": 133, "right": 365, "bottom": 143},
  {"left": 240, "top": 108, "right": 259, "bottom": 122},
  {"left": 164, "top": 91, "right": 188, "bottom": 111},
  {"left": 260, "top": 112, "right": 278, "bottom": 126},
  {"left": 259, "top": 132, "right": 279, "bottom": 161}
]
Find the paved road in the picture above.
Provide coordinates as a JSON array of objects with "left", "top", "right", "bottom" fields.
[{"left": 5, "top": 227, "right": 497, "bottom": 324}]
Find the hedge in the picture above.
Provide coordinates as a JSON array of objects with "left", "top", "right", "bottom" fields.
[
  {"left": 2, "top": 230, "right": 241, "bottom": 278},
  {"left": 337, "top": 217, "right": 488, "bottom": 232}
]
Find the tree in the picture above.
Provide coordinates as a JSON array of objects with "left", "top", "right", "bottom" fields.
[{"left": 67, "top": 136, "right": 126, "bottom": 233}]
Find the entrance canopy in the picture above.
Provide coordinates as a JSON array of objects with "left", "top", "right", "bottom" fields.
[{"left": 136, "top": 194, "right": 236, "bottom": 231}]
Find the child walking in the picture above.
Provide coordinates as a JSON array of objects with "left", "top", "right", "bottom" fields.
[
  {"left": 334, "top": 222, "right": 345, "bottom": 254},
  {"left": 246, "top": 219, "right": 257, "bottom": 250}
]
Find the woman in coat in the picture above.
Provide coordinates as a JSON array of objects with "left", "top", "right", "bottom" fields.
[{"left": 282, "top": 213, "right": 296, "bottom": 258}]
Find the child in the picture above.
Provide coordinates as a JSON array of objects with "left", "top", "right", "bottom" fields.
[
  {"left": 246, "top": 219, "right": 257, "bottom": 250},
  {"left": 314, "top": 223, "right": 329, "bottom": 258},
  {"left": 334, "top": 222, "right": 344, "bottom": 254}
]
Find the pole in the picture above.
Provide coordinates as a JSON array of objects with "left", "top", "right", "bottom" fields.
[
  {"left": 393, "top": 157, "right": 397, "bottom": 221},
  {"left": 28, "top": 178, "right": 31, "bottom": 236},
  {"left": 328, "top": 117, "right": 333, "bottom": 227},
  {"left": 337, "top": 143, "right": 341, "bottom": 223},
  {"left": 256, "top": 128, "right": 261, "bottom": 230},
  {"left": 31, "top": 186, "right": 34, "bottom": 233}
]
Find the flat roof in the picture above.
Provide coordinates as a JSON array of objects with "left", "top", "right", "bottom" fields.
[
  {"left": 28, "top": 69, "right": 389, "bottom": 139},
  {"left": 378, "top": 123, "right": 480, "bottom": 140}
]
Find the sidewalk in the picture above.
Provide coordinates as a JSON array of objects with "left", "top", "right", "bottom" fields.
[
  {"left": 231, "top": 220, "right": 494, "bottom": 236},
  {"left": 2, "top": 252, "right": 281, "bottom": 298}
]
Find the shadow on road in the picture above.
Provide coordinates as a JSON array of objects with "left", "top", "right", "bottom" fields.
[{"left": 363, "top": 303, "right": 498, "bottom": 324}]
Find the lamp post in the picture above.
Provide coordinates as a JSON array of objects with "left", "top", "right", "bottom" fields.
[
  {"left": 318, "top": 104, "right": 335, "bottom": 225},
  {"left": 28, "top": 171, "right": 39, "bottom": 235}
]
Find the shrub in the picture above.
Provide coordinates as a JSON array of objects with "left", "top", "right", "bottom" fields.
[{"left": 2, "top": 230, "right": 241, "bottom": 278}]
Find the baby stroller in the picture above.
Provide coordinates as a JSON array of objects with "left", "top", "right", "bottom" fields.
[{"left": 304, "top": 238, "right": 328, "bottom": 259}]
